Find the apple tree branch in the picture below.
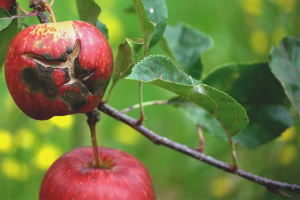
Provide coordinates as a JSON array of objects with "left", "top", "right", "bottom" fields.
[{"left": 98, "top": 102, "right": 300, "bottom": 199}]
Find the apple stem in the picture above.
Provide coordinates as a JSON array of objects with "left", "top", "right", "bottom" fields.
[
  {"left": 86, "top": 108, "right": 101, "bottom": 169},
  {"left": 44, "top": 1, "right": 57, "bottom": 23}
]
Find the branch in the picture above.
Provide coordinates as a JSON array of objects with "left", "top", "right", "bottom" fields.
[{"left": 98, "top": 102, "right": 300, "bottom": 196}]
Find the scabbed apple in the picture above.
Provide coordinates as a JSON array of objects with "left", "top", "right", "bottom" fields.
[
  {"left": 39, "top": 147, "right": 156, "bottom": 200},
  {"left": 5, "top": 21, "right": 113, "bottom": 120},
  {"left": 0, "top": 0, "right": 16, "bottom": 14}
]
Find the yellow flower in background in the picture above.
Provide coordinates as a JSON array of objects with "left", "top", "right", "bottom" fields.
[
  {"left": 50, "top": 115, "right": 74, "bottom": 129},
  {"left": 241, "top": 0, "right": 262, "bottom": 16},
  {"left": 277, "top": 126, "right": 296, "bottom": 142},
  {"left": 2, "top": 157, "right": 29, "bottom": 181},
  {"left": 278, "top": 144, "right": 297, "bottom": 166},
  {"left": 0, "top": 129, "right": 13, "bottom": 153},
  {"left": 274, "top": 0, "right": 295, "bottom": 13},
  {"left": 113, "top": 123, "right": 140, "bottom": 145},
  {"left": 15, "top": 128, "right": 36, "bottom": 149},
  {"left": 98, "top": 12, "right": 125, "bottom": 45},
  {"left": 250, "top": 29, "right": 268, "bottom": 55},
  {"left": 34, "top": 144, "right": 62, "bottom": 171},
  {"left": 271, "top": 26, "right": 287, "bottom": 45},
  {"left": 210, "top": 176, "right": 234, "bottom": 197}
]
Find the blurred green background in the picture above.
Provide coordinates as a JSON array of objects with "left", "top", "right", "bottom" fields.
[{"left": 0, "top": 0, "right": 299, "bottom": 199}]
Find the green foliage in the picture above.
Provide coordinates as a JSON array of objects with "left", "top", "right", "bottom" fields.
[
  {"left": 142, "top": 0, "right": 168, "bottom": 49},
  {"left": 75, "top": 0, "right": 100, "bottom": 25},
  {"left": 0, "top": 7, "right": 12, "bottom": 31},
  {"left": 203, "top": 62, "right": 293, "bottom": 148},
  {"left": 0, "top": 8, "right": 18, "bottom": 69},
  {"left": 96, "top": 19, "right": 109, "bottom": 40},
  {"left": 269, "top": 36, "right": 300, "bottom": 116},
  {"left": 128, "top": 55, "right": 249, "bottom": 136},
  {"left": 0, "top": 0, "right": 299, "bottom": 199},
  {"left": 132, "top": 0, "right": 155, "bottom": 55},
  {"left": 112, "top": 38, "right": 144, "bottom": 88},
  {"left": 160, "top": 23, "right": 213, "bottom": 79}
]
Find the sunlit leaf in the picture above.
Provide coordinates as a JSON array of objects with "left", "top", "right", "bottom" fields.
[
  {"left": 203, "top": 62, "right": 293, "bottom": 148},
  {"left": 75, "top": 0, "right": 100, "bottom": 25},
  {"left": 128, "top": 55, "right": 249, "bottom": 136},
  {"left": 269, "top": 36, "right": 300, "bottom": 116},
  {"left": 0, "top": 7, "right": 12, "bottom": 31},
  {"left": 112, "top": 38, "right": 144, "bottom": 87},
  {"left": 132, "top": 0, "right": 155, "bottom": 54},
  {"left": 160, "top": 23, "right": 213, "bottom": 80},
  {"left": 142, "top": 0, "right": 168, "bottom": 49}
]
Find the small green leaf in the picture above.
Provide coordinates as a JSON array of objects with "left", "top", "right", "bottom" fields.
[
  {"left": 203, "top": 62, "right": 293, "bottom": 148},
  {"left": 169, "top": 96, "right": 227, "bottom": 140},
  {"left": 161, "top": 23, "right": 213, "bottom": 80},
  {"left": 142, "top": 0, "right": 168, "bottom": 49},
  {"left": 0, "top": 7, "right": 12, "bottom": 31},
  {"left": 269, "top": 36, "right": 300, "bottom": 116},
  {"left": 132, "top": 0, "right": 155, "bottom": 54},
  {"left": 75, "top": 0, "right": 100, "bottom": 25},
  {"left": 96, "top": 19, "right": 108, "bottom": 40},
  {"left": 128, "top": 55, "right": 249, "bottom": 136},
  {"left": 112, "top": 38, "right": 144, "bottom": 87},
  {"left": 0, "top": 8, "right": 18, "bottom": 70}
]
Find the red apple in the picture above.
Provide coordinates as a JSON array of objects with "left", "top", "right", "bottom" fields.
[
  {"left": 5, "top": 21, "right": 113, "bottom": 120},
  {"left": 0, "top": 0, "right": 16, "bottom": 14},
  {"left": 39, "top": 147, "right": 156, "bottom": 200}
]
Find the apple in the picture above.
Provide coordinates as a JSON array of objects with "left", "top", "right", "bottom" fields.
[
  {"left": 39, "top": 147, "right": 156, "bottom": 200},
  {"left": 0, "top": 0, "right": 16, "bottom": 14},
  {"left": 5, "top": 21, "right": 113, "bottom": 120}
]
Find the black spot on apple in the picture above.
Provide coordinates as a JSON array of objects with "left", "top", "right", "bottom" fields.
[
  {"left": 21, "top": 66, "right": 59, "bottom": 100},
  {"left": 57, "top": 53, "right": 68, "bottom": 62},
  {"left": 42, "top": 53, "right": 55, "bottom": 61},
  {"left": 38, "top": 75, "right": 59, "bottom": 100},
  {"left": 60, "top": 83, "right": 89, "bottom": 111}
]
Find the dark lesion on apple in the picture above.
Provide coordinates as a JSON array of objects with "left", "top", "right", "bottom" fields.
[
  {"left": 22, "top": 39, "right": 109, "bottom": 111},
  {"left": 21, "top": 66, "right": 59, "bottom": 100}
]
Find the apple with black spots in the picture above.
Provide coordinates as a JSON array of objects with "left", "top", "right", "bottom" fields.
[
  {"left": 0, "top": 0, "right": 16, "bottom": 14},
  {"left": 39, "top": 147, "right": 156, "bottom": 200},
  {"left": 5, "top": 21, "right": 113, "bottom": 120}
]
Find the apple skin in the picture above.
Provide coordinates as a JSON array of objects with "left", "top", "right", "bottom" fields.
[
  {"left": 5, "top": 21, "right": 113, "bottom": 120},
  {"left": 0, "top": 0, "right": 16, "bottom": 14},
  {"left": 39, "top": 147, "right": 156, "bottom": 200}
]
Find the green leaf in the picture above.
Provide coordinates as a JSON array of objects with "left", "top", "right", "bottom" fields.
[
  {"left": 75, "top": 0, "right": 101, "bottom": 25},
  {"left": 132, "top": 0, "right": 155, "bottom": 54},
  {"left": 203, "top": 62, "right": 293, "bottom": 148},
  {"left": 112, "top": 38, "right": 144, "bottom": 87},
  {"left": 160, "top": 23, "right": 213, "bottom": 80},
  {"left": 169, "top": 96, "right": 227, "bottom": 140},
  {"left": 0, "top": 7, "right": 12, "bottom": 31},
  {"left": 96, "top": 19, "right": 108, "bottom": 40},
  {"left": 128, "top": 55, "right": 249, "bottom": 136},
  {"left": 142, "top": 0, "right": 168, "bottom": 49},
  {"left": 269, "top": 36, "right": 300, "bottom": 116},
  {"left": 0, "top": 8, "right": 18, "bottom": 70}
]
